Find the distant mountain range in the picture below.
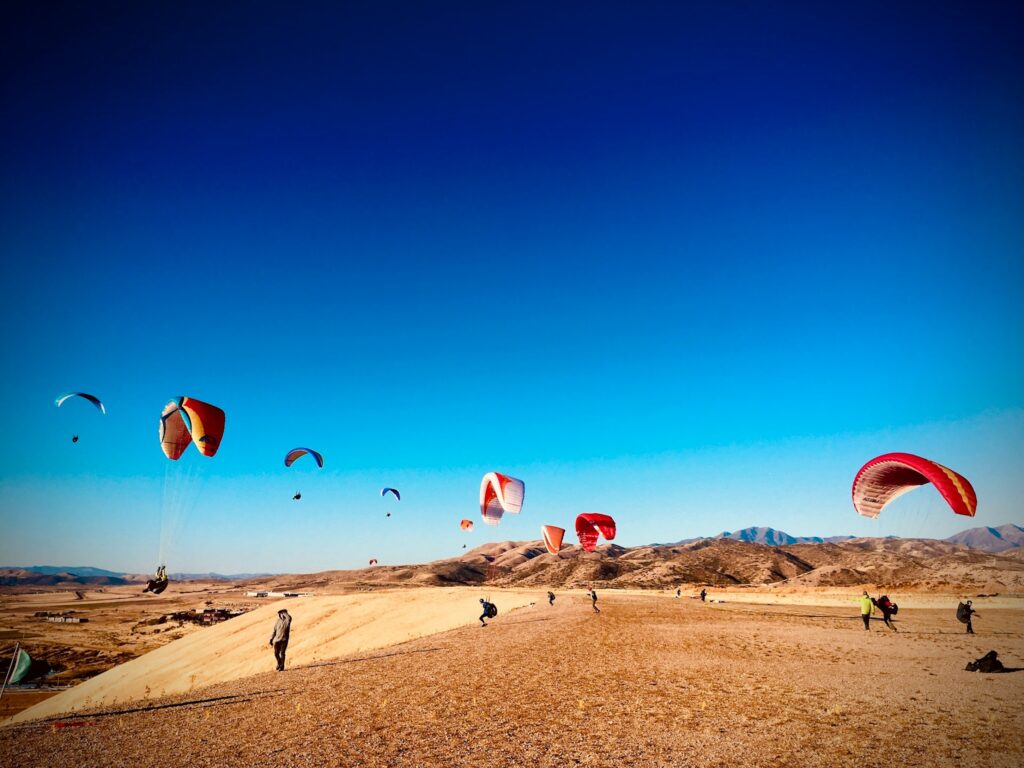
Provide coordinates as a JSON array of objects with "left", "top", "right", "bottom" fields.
[
  {"left": 3, "top": 524, "right": 1020, "bottom": 590},
  {"left": 714, "top": 527, "right": 856, "bottom": 546}
]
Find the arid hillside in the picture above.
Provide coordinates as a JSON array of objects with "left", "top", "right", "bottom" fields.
[{"left": 238, "top": 536, "right": 1024, "bottom": 593}]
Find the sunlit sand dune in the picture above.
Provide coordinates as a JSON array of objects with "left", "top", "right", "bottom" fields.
[{"left": 8, "top": 588, "right": 541, "bottom": 724}]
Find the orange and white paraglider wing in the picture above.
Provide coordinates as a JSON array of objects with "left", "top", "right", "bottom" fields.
[
  {"left": 460, "top": 519, "right": 474, "bottom": 531},
  {"left": 541, "top": 525, "right": 565, "bottom": 555},
  {"left": 852, "top": 452, "right": 977, "bottom": 519},
  {"left": 180, "top": 398, "right": 226, "bottom": 457},
  {"left": 575, "top": 513, "right": 616, "bottom": 552},
  {"left": 479, "top": 472, "right": 525, "bottom": 526},
  {"left": 159, "top": 400, "right": 192, "bottom": 461}
]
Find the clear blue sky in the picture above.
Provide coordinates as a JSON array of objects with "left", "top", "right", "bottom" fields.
[{"left": 1, "top": 2, "right": 1021, "bottom": 573}]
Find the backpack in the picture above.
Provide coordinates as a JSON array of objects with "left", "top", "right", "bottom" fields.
[
  {"left": 878, "top": 596, "right": 898, "bottom": 615},
  {"left": 956, "top": 602, "right": 970, "bottom": 624},
  {"left": 965, "top": 651, "right": 1003, "bottom": 673},
  {"left": 485, "top": 602, "right": 498, "bottom": 618}
]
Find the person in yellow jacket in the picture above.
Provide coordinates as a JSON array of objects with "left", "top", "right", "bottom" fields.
[{"left": 857, "top": 591, "right": 874, "bottom": 630}]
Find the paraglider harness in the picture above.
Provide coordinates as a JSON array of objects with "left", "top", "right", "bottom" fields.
[
  {"left": 483, "top": 601, "right": 498, "bottom": 619},
  {"left": 965, "top": 650, "right": 1004, "bottom": 673},
  {"left": 876, "top": 595, "right": 898, "bottom": 615},
  {"left": 956, "top": 602, "right": 972, "bottom": 624},
  {"left": 144, "top": 566, "right": 169, "bottom": 595}
]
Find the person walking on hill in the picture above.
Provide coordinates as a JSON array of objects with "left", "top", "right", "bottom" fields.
[
  {"left": 269, "top": 609, "right": 292, "bottom": 671},
  {"left": 872, "top": 595, "right": 898, "bottom": 632},
  {"left": 548, "top": 591, "right": 556, "bottom": 606},
  {"left": 700, "top": 588, "right": 707, "bottom": 602},
  {"left": 675, "top": 588, "right": 681, "bottom": 599},
  {"left": 858, "top": 591, "right": 874, "bottom": 630},
  {"left": 589, "top": 588, "right": 600, "bottom": 614}
]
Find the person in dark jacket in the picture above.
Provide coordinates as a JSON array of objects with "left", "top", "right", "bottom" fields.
[
  {"left": 700, "top": 589, "right": 707, "bottom": 602},
  {"left": 959, "top": 600, "right": 977, "bottom": 634},
  {"left": 589, "top": 588, "right": 600, "bottom": 614},
  {"left": 479, "top": 598, "right": 495, "bottom": 626},
  {"left": 871, "top": 596, "right": 898, "bottom": 632},
  {"left": 548, "top": 591, "right": 556, "bottom": 606},
  {"left": 269, "top": 609, "right": 292, "bottom": 671}
]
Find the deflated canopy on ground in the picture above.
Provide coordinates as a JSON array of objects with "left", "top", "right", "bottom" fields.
[
  {"left": 54, "top": 392, "right": 106, "bottom": 414},
  {"left": 479, "top": 472, "right": 525, "bottom": 526},
  {"left": 284, "top": 447, "right": 324, "bottom": 468},
  {"left": 851, "top": 452, "right": 977, "bottom": 519},
  {"left": 541, "top": 525, "right": 565, "bottom": 554},
  {"left": 576, "top": 513, "right": 616, "bottom": 552},
  {"left": 159, "top": 397, "right": 226, "bottom": 460}
]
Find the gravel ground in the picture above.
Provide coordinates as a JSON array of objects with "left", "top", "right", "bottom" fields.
[{"left": 2, "top": 594, "right": 1022, "bottom": 768}]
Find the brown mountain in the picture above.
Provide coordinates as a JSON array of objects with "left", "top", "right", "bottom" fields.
[
  {"left": 944, "top": 523, "right": 1024, "bottom": 553},
  {"left": 246, "top": 535, "right": 1024, "bottom": 593},
  {"left": 0, "top": 569, "right": 132, "bottom": 587}
]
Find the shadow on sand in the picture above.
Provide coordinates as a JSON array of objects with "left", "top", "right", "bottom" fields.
[{"left": 301, "top": 646, "right": 443, "bottom": 671}]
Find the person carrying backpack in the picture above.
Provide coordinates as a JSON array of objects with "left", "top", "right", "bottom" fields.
[
  {"left": 957, "top": 600, "right": 977, "bottom": 634},
  {"left": 872, "top": 595, "right": 898, "bottom": 632},
  {"left": 479, "top": 598, "right": 497, "bottom": 626},
  {"left": 548, "top": 591, "right": 556, "bottom": 606}
]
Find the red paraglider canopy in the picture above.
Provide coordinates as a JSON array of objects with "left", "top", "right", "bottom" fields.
[
  {"left": 575, "top": 513, "right": 616, "bottom": 552},
  {"left": 851, "top": 452, "right": 977, "bottom": 519}
]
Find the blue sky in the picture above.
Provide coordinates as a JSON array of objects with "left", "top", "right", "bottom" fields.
[{"left": 1, "top": 2, "right": 1022, "bottom": 573}]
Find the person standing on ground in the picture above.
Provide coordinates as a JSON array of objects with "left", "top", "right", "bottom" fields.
[
  {"left": 589, "top": 588, "right": 600, "bottom": 614},
  {"left": 858, "top": 591, "right": 874, "bottom": 630},
  {"left": 548, "top": 591, "right": 556, "bottom": 606},
  {"left": 958, "top": 600, "right": 977, "bottom": 634},
  {"left": 700, "top": 588, "right": 707, "bottom": 602},
  {"left": 871, "top": 595, "right": 898, "bottom": 632},
  {"left": 675, "top": 588, "right": 681, "bottom": 599},
  {"left": 269, "top": 608, "right": 292, "bottom": 671}
]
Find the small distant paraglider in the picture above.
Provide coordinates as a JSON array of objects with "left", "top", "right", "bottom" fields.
[
  {"left": 284, "top": 448, "right": 324, "bottom": 468},
  {"left": 285, "top": 448, "right": 322, "bottom": 500},
  {"left": 541, "top": 525, "right": 565, "bottom": 555},
  {"left": 55, "top": 392, "right": 106, "bottom": 414},
  {"left": 56, "top": 392, "right": 105, "bottom": 443},
  {"left": 381, "top": 487, "right": 400, "bottom": 516},
  {"left": 575, "top": 513, "right": 616, "bottom": 552},
  {"left": 460, "top": 519, "right": 474, "bottom": 531},
  {"left": 479, "top": 472, "right": 525, "bottom": 526},
  {"left": 368, "top": 558, "right": 378, "bottom": 566},
  {"left": 852, "top": 452, "right": 977, "bottom": 519}
]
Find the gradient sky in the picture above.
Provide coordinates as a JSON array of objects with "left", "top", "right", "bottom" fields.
[{"left": 1, "top": 2, "right": 1022, "bottom": 573}]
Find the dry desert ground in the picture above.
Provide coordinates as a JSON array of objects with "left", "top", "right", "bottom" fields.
[{"left": 2, "top": 589, "right": 1023, "bottom": 768}]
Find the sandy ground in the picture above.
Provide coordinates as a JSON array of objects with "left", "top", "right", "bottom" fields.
[
  {"left": 1, "top": 590, "right": 1022, "bottom": 768},
  {"left": 6, "top": 588, "right": 541, "bottom": 724}
]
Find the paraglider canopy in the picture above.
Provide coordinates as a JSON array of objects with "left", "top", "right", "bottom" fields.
[
  {"left": 851, "top": 452, "right": 977, "bottom": 518},
  {"left": 380, "top": 487, "right": 400, "bottom": 501},
  {"left": 479, "top": 472, "right": 525, "bottom": 526},
  {"left": 368, "top": 558, "right": 378, "bottom": 566},
  {"left": 284, "top": 448, "right": 324, "bottom": 468},
  {"left": 159, "top": 397, "right": 225, "bottom": 460},
  {"left": 575, "top": 513, "right": 616, "bottom": 552},
  {"left": 460, "top": 519, "right": 474, "bottom": 531},
  {"left": 541, "top": 525, "right": 565, "bottom": 555},
  {"left": 55, "top": 392, "right": 105, "bottom": 414}
]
